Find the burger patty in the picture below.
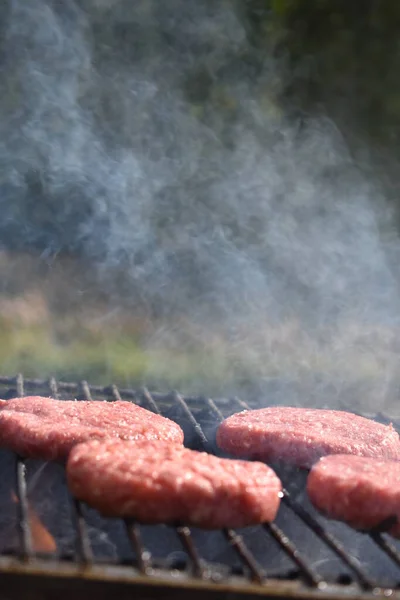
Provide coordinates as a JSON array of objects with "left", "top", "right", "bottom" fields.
[
  {"left": 67, "top": 439, "right": 283, "bottom": 529},
  {"left": 0, "top": 396, "right": 184, "bottom": 461},
  {"left": 307, "top": 454, "right": 400, "bottom": 537},
  {"left": 216, "top": 407, "right": 400, "bottom": 468}
]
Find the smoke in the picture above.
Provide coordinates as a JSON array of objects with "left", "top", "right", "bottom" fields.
[{"left": 1, "top": 0, "right": 400, "bottom": 405}]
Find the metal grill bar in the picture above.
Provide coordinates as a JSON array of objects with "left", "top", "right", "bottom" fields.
[
  {"left": 124, "top": 519, "right": 151, "bottom": 574},
  {"left": 172, "top": 391, "right": 210, "bottom": 450},
  {"left": 70, "top": 498, "right": 93, "bottom": 565},
  {"left": 80, "top": 381, "right": 93, "bottom": 401},
  {"left": 263, "top": 523, "right": 321, "bottom": 586},
  {"left": 281, "top": 492, "right": 375, "bottom": 589},
  {"left": 229, "top": 396, "right": 380, "bottom": 589},
  {"left": 113, "top": 386, "right": 158, "bottom": 575},
  {"left": 176, "top": 526, "right": 205, "bottom": 578},
  {"left": 13, "top": 373, "right": 33, "bottom": 561},
  {"left": 66, "top": 380, "right": 94, "bottom": 565},
  {"left": 143, "top": 387, "right": 206, "bottom": 578},
  {"left": 168, "top": 392, "right": 268, "bottom": 580},
  {"left": 222, "top": 529, "right": 265, "bottom": 583},
  {"left": 204, "top": 397, "right": 224, "bottom": 420},
  {"left": 233, "top": 397, "right": 250, "bottom": 411},
  {"left": 15, "top": 457, "right": 33, "bottom": 560},
  {"left": 112, "top": 385, "right": 155, "bottom": 575},
  {"left": 205, "top": 395, "right": 324, "bottom": 585},
  {"left": 109, "top": 384, "right": 122, "bottom": 402},
  {"left": 1, "top": 375, "right": 400, "bottom": 592},
  {"left": 117, "top": 385, "right": 205, "bottom": 578},
  {"left": 370, "top": 533, "right": 400, "bottom": 571},
  {"left": 48, "top": 377, "right": 60, "bottom": 399},
  {"left": 0, "top": 376, "right": 140, "bottom": 399},
  {"left": 141, "top": 387, "right": 163, "bottom": 414},
  {"left": 15, "top": 373, "right": 24, "bottom": 397},
  {"left": 79, "top": 379, "right": 93, "bottom": 402}
]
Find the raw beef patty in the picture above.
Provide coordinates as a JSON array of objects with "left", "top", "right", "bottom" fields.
[
  {"left": 216, "top": 407, "right": 400, "bottom": 468},
  {"left": 307, "top": 454, "right": 400, "bottom": 537},
  {"left": 0, "top": 396, "right": 184, "bottom": 461},
  {"left": 67, "top": 439, "right": 283, "bottom": 529}
]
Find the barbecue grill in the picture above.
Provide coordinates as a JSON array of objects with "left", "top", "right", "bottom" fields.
[{"left": 0, "top": 374, "right": 400, "bottom": 600}]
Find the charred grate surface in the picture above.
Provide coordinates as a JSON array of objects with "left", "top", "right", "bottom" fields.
[{"left": 0, "top": 375, "right": 399, "bottom": 599}]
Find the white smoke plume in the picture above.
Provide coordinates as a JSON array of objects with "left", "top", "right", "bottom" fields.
[{"left": 0, "top": 0, "right": 399, "bottom": 407}]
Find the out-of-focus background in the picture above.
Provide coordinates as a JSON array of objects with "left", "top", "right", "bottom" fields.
[{"left": 2, "top": 0, "right": 400, "bottom": 408}]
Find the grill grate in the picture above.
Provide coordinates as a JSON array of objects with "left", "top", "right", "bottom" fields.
[
  {"left": 1, "top": 374, "right": 400, "bottom": 600},
  {"left": 15, "top": 457, "right": 32, "bottom": 560}
]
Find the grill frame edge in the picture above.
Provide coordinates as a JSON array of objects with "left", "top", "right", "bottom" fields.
[{"left": 0, "top": 557, "right": 391, "bottom": 600}]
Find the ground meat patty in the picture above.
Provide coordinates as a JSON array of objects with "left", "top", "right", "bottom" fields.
[
  {"left": 67, "top": 439, "right": 283, "bottom": 529},
  {"left": 0, "top": 396, "right": 184, "bottom": 461},
  {"left": 216, "top": 407, "right": 400, "bottom": 468},
  {"left": 307, "top": 454, "right": 400, "bottom": 537}
]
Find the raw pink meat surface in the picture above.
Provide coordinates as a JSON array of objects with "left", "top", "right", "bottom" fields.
[
  {"left": 307, "top": 454, "right": 400, "bottom": 537},
  {"left": 216, "top": 407, "right": 400, "bottom": 468},
  {"left": 67, "top": 439, "right": 283, "bottom": 529},
  {"left": 0, "top": 396, "right": 184, "bottom": 461}
]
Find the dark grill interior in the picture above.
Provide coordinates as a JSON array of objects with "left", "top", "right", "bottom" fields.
[{"left": 0, "top": 374, "right": 400, "bottom": 600}]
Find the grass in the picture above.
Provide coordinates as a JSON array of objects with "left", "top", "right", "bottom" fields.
[
  {"left": 0, "top": 312, "right": 397, "bottom": 407},
  {"left": 0, "top": 321, "right": 162, "bottom": 385},
  {"left": 0, "top": 252, "right": 396, "bottom": 408},
  {"left": 0, "top": 317, "right": 234, "bottom": 391}
]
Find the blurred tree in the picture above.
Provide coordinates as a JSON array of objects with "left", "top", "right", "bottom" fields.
[
  {"left": 1, "top": 0, "right": 400, "bottom": 261},
  {"left": 241, "top": 0, "right": 400, "bottom": 224},
  {"left": 248, "top": 0, "right": 400, "bottom": 151}
]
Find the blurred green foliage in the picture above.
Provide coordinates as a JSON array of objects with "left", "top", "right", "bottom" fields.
[{"left": 260, "top": 0, "right": 400, "bottom": 148}]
